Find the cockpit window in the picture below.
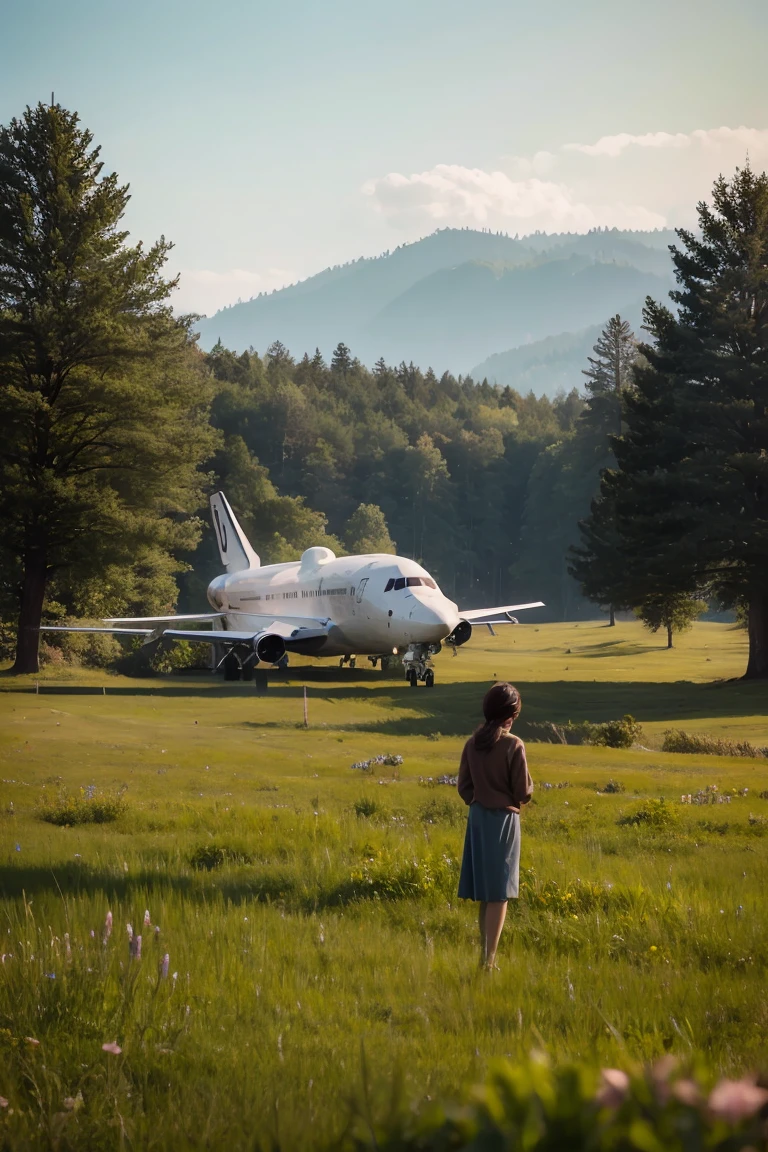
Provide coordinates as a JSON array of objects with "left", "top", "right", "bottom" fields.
[{"left": 384, "top": 575, "right": 438, "bottom": 591}]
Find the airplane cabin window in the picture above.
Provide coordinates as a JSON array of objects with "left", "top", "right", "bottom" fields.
[
  {"left": 384, "top": 578, "right": 395, "bottom": 592},
  {"left": 394, "top": 577, "right": 406, "bottom": 590}
]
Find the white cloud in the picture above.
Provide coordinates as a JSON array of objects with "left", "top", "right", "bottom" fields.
[
  {"left": 362, "top": 163, "right": 665, "bottom": 235},
  {"left": 565, "top": 126, "right": 768, "bottom": 158},
  {"left": 363, "top": 126, "right": 768, "bottom": 241},
  {"left": 170, "top": 267, "right": 299, "bottom": 317}
]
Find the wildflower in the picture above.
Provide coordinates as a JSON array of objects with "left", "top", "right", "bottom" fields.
[
  {"left": 0, "top": 1096, "right": 7, "bottom": 1107},
  {"left": 64, "top": 933, "right": 71, "bottom": 962},
  {"left": 160, "top": 954, "right": 170, "bottom": 979},
  {"left": 126, "top": 923, "right": 133, "bottom": 940},
  {"left": 25, "top": 1037, "right": 40, "bottom": 1047},
  {"left": 129, "top": 935, "right": 142, "bottom": 960},
  {"left": 45, "top": 972, "right": 56, "bottom": 980},
  {"left": 672, "top": 1079, "right": 702, "bottom": 1107},
  {"left": 143, "top": 910, "right": 151, "bottom": 928},
  {"left": 63, "top": 1092, "right": 84, "bottom": 1112},
  {"left": 102, "top": 1042, "right": 122, "bottom": 1056},
  {"left": 708, "top": 1078, "right": 768, "bottom": 1123},
  {"left": 154, "top": 925, "right": 160, "bottom": 939},
  {"left": 596, "top": 1068, "right": 630, "bottom": 1109},
  {"left": 15, "top": 845, "right": 20, "bottom": 852},
  {"left": 649, "top": 945, "right": 657, "bottom": 953}
]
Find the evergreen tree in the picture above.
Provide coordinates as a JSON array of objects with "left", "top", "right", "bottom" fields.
[
  {"left": 0, "top": 102, "right": 216, "bottom": 672},
  {"left": 580, "top": 167, "right": 768, "bottom": 677},
  {"left": 580, "top": 314, "right": 637, "bottom": 442},
  {"left": 331, "top": 342, "right": 352, "bottom": 376}
]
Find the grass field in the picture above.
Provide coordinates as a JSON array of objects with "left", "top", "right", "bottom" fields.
[{"left": 1, "top": 620, "right": 767, "bottom": 1148}]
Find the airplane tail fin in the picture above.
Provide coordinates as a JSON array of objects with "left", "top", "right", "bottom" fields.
[{"left": 210, "top": 492, "right": 260, "bottom": 573}]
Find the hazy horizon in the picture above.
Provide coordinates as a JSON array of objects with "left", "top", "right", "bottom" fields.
[{"left": 3, "top": 0, "right": 767, "bottom": 316}]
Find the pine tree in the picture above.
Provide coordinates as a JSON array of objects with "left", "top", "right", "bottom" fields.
[
  {"left": 569, "top": 316, "right": 637, "bottom": 624},
  {"left": 581, "top": 167, "right": 768, "bottom": 678},
  {"left": 0, "top": 102, "right": 216, "bottom": 672}
]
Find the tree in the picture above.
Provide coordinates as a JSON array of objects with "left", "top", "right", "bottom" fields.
[
  {"left": 581, "top": 167, "right": 768, "bottom": 677},
  {"left": 343, "top": 504, "right": 396, "bottom": 555},
  {"left": 331, "top": 342, "right": 352, "bottom": 376},
  {"left": 569, "top": 316, "right": 638, "bottom": 625},
  {"left": 0, "top": 102, "right": 216, "bottom": 672},
  {"left": 636, "top": 593, "right": 706, "bottom": 649},
  {"left": 581, "top": 314, "right": 637, "bottom": 441}
]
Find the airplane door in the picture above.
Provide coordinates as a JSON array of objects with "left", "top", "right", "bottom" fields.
[{"left": 356, "top": 578, "right": 369, "bottom": 605}]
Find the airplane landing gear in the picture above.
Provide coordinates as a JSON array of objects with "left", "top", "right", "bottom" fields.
[
  {"left": 339, "top": 655, "right": 357, "bottom": 669},
  {"left": 402, "top": 644, "right": 439, "bottom": 686}
]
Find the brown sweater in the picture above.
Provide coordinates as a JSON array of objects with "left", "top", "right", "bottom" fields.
[{"left": 457, "top": 732, "right": 533, "bottom": 812}]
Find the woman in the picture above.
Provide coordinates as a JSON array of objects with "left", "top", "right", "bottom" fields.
[{"left": 457, "top": 682, "right": 533, "bottom": 969}]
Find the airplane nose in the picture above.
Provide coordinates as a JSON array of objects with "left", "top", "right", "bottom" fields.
[{"left": 408, "top": 602, "right": 459, "bottom": 641}]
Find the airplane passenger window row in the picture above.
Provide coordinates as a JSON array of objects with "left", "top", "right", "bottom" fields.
[
  {"left": 300, "top": 587, "right": 350, "bottom": 598},
  {"left": 383, "top": 576, "right": 437, "bottom": 592}
]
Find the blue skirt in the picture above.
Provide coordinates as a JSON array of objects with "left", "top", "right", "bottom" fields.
[{"left": 458, "top": 803, "right": 521, "bottom": 902}]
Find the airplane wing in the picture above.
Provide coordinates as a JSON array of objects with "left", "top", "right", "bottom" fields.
[{"left": 460, "top": 601, "right": 545, "bottom": 625}]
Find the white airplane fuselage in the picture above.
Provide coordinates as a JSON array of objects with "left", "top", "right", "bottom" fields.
[{"left": 206, "top": 549, "right": 461, "bottom": 659}]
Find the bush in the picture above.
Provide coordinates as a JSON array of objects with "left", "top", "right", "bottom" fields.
[
  {"left": 365, "top": 1057, "right": 768, "bottom": 1152},
  {"left": 523, "top": 716, "right": 642, "bottom": 749},
  {"left": 189, "top": 842, "right": 253, "bottom": 869},
  {"left": 353, "top": 797, "right": 381, "bottom": 818},
  {"left": 662, "top": 729, "right": 767, "bottom": 758},
  {"left": 617, "top": 799, "right": 679, "bottom": 830},
  {"left": 418, "top": 796, "right": 464, "bottom": 826},
  {"left": 38, "top": 787, "right": 127, "bottom": 825},
  {"left": 600, "top": 780, "right": 625, "bottom": 794}
]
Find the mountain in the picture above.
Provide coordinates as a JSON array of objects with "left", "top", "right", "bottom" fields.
[{"left": 194, "top": 227, "right": 677, "bottom": 377}]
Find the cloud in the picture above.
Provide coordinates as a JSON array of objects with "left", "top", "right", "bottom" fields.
[
  {"left": 565, "top": 126, "right": 768, "bottom": 158},
  {"left": 362, "top": 164, "right": 666, "bottom": 235},
  {"left": 363, "top": 126, "right": 768, "bottom": 240},
  {"left": 171, "top": 267, "right": 298, "bottom": 317}
]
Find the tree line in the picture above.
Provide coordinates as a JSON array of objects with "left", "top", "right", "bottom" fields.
[{"left": 1, "top": 102, "right": 766, "bottom": 678}]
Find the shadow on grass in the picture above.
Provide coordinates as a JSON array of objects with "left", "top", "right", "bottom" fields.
[
  {"left": 0, "top": 862, "right": 424, "bottom": 912},
  {"left": 252, "top": 678, "right": 768, "bottom": 738}
]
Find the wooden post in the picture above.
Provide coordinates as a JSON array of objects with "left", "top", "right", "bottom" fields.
[{"left": 303, "top": 686, "right": 308, "bottom": 728}]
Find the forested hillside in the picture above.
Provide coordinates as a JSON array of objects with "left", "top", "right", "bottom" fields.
[
  {"left": 177, "top": 339, "right": 608, "bottom": 620},
  {"left": 194, "top": 227, "right": 675, "bottom": 375}
]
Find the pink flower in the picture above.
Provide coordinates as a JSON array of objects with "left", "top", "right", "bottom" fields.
[
  {"left": 160, "top": 954, "right": 170, "bottom": 979},
  {"left": 143, "top": 910, "right": 151, "bottom": 927},
  {"left": 672, "top": 1080, "right": 702, "bottom": 1107},
  {"left": 708, "top": 1078, "right": 768, "bottom": 1123},
  {"left": 596, "top": 1068, "right": 630, "bottom": 1109},
  {"left": 0, "top": 1096, "right": 9, "bottom": 1108},
  {"left": 25, "top": 1037, "right": 40, "bottom": 1047},
  {"left": 102, "top": 1042, "right": 122, "bottom": 1055}
]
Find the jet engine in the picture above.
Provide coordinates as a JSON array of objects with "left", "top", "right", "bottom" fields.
[
  {"left": 254, "top": 632, "right": 287, "bottom": 665},
  {"left": 447, "top": 620, "right": 472, "bottom": 647}
]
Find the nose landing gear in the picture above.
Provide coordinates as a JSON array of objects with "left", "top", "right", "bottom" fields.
[{"left": 402, "top": 644, "right": 438, "bottom": 687}]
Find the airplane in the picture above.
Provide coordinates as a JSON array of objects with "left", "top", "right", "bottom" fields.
[{"left": 41, "top": 492, "right": 543, "bottom": 687}]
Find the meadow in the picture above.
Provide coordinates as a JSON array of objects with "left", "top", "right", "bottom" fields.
[{"left": 1, "top": 620, "right": 768, "bottom": 1149}]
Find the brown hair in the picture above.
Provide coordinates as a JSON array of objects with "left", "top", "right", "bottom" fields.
[{"left": 473, "top": 682, "right": 522, "bottom": 752}]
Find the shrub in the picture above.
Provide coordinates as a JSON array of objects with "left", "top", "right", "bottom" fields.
[
  {"left": 418, "top": 796, "right": 464, "bottom": 826},
  {"left": 617, "top": 799, "right": 679, "bottom": 830},
  {"left": 353, "top": 797, "right": 381, "bottom": 818},
  {"left": 38, "top": 787, "right": 127, "bottom": 825},
  {"left": 523, "top": 716, "right": 642, "bottom": 749},
  {"left": 662, "top": 729, "right": 767, "bottom": 758},
  {"left": 189, "top": 842, "right": 253, "bottom": 869},
  {"left": 600, "top": 780, "right": 625, "bottom": 794}
]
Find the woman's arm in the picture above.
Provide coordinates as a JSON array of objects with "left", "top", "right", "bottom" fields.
[
  {"left": 457, "top": 742, "right": 474, "bottom": 805},
  {"left": 508, "top": 740, "right": 533, "bottom": 808}
]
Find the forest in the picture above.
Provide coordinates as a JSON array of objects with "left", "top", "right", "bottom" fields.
[{"left": 2, "top": 102, "right": 767, "bottom": 678}]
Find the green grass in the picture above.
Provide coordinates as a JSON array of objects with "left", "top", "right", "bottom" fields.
[{"left": 1, "top": 621, "right": 767, "bottom": 1148}]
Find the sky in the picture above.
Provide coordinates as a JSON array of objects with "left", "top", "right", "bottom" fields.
[{"left": 2, "top": 0, "right": 767, "bottom": 315}]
